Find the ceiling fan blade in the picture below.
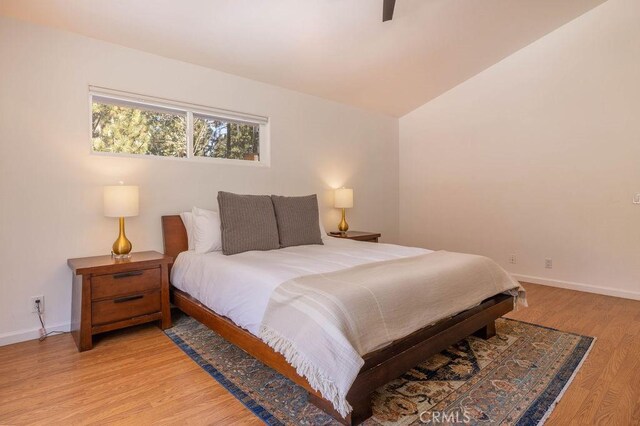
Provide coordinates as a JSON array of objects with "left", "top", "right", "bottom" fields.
[{"left": 383, "top": 0, "right": 396, "bottom": 22}]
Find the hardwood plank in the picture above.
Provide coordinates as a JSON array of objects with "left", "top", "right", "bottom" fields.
[
  {"left": 0, "top": 283, "right": 638, "bottom": 425},
  {"left": 506, "top": 283, "right": 640, "bottom": 425},
  {"left": 0, "top": 325, "right": 261, "bottom": 425}
]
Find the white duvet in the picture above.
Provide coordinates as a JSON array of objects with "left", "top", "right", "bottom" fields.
[{"left": 170, "top": 237, "right": 430, "bottom": 335}]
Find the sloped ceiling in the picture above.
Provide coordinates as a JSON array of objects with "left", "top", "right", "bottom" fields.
[{"left": 0, "top": 0, "right": 605, "bottom": 116}]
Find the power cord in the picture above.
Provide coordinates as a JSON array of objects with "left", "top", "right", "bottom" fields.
[{"left": 35, "top": 300, "right": 67, "bottom": 342}]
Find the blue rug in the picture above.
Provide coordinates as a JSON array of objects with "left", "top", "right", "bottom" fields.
[{"left": 165, "top": 315, "right": 594, "bottom": 425}]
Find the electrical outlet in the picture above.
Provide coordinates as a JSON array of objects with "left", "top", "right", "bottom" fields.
[
  {"left": 30, "top": 295, "right": 44, "bottom": 313},
  {"left": 508, "top": 254, "right": 517, "bottom": 264},
  {"left": 545, "top": 258, "right": 553, "bottom": 269}
]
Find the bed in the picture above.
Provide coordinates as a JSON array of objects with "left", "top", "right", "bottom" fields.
[{"left": 162, "top": 215, "right": 521, "bottom": 425}]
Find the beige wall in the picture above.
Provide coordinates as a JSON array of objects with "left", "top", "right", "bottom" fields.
[
  {"left": 0, "top": 17, "right": 400, "bottom": 344},
  {"left": 400, "top": 0, "right": 640, "bottom": 300}
]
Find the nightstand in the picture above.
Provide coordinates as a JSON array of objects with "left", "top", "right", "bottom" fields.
[
  {"left": 67, "top": 251, "right": 173, "bottom": 352},
  {"left": 328, "top": 231, "right": 381, "bottom": 243}
]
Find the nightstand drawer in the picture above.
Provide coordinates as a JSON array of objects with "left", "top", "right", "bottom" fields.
[
  {"left": 92, "top": 291, "right": 161, "bottom": 325},
  {"left": 328, "top": 231, "right": 381, "bottom": 243},
  {"left": 91, "top": 267, "right": 160, "bottom": 300}
]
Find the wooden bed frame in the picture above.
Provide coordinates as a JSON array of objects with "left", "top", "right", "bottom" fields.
[{"left": 161, "top": 215, "right": 515, "bottom": 425}]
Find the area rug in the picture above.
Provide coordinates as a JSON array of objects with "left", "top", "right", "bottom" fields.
[{"left": 165, "top": 314, "right": 594, "bottom": 425}]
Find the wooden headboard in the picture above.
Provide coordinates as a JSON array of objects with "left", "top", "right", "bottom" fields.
[{"left": 161, "top": 215, "right": 188, "bottom": 263}]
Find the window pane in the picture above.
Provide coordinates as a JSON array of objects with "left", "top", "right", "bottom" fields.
[
  {"left": 92, "top": 101, "right": 187, "bottom": 158},
  {"left": 193, "top": 116, "right": 260, "bottom": 161}
]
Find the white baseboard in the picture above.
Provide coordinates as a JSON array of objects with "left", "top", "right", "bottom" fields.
[
  {"left": 0, "top": 322, "right": 71, "bottom": 347},
  {"left": 2, "top": 275, "right": 637, "bottom": 345},
  {"left": 511, "top": 273, "right": 640, "bottom": 301}
]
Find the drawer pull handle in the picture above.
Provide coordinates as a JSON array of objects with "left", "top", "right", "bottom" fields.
[
  {"left": 113, "top": 271, "right": 144, "bottom": 279},
  {"left": 114, "top": 295, "right": 144, "bottom": 303}
]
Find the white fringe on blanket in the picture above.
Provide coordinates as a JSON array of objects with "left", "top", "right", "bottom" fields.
[{"left": 259, "top": 324, "right": 353, "bottom": 417}]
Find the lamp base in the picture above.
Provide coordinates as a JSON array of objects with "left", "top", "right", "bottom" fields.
[
  {"left": 111, "top": 217, "right": 133, "bottom": 258},
  {"left": 338, "top": 208, "right": 349, "bottom": 233},
  {"left": 111, "top": 252, "right": 132, "bottom": 260}
]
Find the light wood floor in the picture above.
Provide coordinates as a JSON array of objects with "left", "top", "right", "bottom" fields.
[{"left": 0, "top": 283, "right": 638, "bottom": 425}]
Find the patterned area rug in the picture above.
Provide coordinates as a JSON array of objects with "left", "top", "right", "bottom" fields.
[{"left": 165, "top": 314, "right": 593, "bottom": 425}]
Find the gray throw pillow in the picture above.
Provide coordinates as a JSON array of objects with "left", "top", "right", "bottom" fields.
[
  {"left": 271, "top": 194, "right": 324, "bottom": 248},
  {"left": 217, "top": 191, "right": 280, "bottom": 255}
]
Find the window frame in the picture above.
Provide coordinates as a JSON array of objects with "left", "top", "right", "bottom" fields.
[{"left": 88, "top": 86, "right": 270, "bottom": 167}]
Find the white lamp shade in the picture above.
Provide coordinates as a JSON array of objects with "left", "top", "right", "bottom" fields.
[
  {"left": 104, "top": 185, "right": 139, "bottom": 217},
  {"left": 334, "top": 188, "right": 354, "bottom": 208}
]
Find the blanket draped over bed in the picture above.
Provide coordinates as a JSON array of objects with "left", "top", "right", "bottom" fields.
[{"left": 258, "top": 250, "right": 526, "bottom": 417}]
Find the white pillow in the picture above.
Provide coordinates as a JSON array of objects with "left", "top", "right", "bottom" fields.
[
  {"left": 319, "top": 216, "right": 327, "bottom": 238},
  {"left": 192, "top": 206, "right": 223, "bottom": 253},
  {"left": 179, "top": 212, "right": 195, "bottom": 251}
]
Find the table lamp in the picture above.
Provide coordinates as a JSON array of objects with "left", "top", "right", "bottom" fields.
[
  {"left": 104, "top": 185, "right": 139, "bottom": 258},
  {"left": 334, "top": 188, "right": 353, "bottom": 233}
]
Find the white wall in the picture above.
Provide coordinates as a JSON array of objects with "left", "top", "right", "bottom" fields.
[
  {"left": 400, "top": 0, "right": 640, "bottom": 300},
  {"left": 5, "top": 0, "right": 639, "bottom": 347},
  {"left": 0, "top": 17, "right": 400, "bottom": 345}
]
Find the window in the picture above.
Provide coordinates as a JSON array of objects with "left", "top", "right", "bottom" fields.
[
  {"left": 90, "top": 87, "right": 268, "bottom": 165},
  {"left": 92, "top": 97, "right": 187, "bottom": 158},
  {"left": 193, "top": 115, "right": 260, "bottom": 161}
]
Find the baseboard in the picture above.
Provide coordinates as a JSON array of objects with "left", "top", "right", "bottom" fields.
[
  {"left": 2, "top": 276, "right": 636, "bottom": 345},
  {"left": 512, "top": 273, "right": 640, "bottom": 301},
  {"left": 0, "top": 322, "right": 71, "bottom": 347}
]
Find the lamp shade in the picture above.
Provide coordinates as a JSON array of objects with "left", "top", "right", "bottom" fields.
[
  {"left": 104, "top": 185, "right": 139, "bottom": 217},
  {"left": 334, "top": 188, "right": 353, "bottom": 209}
]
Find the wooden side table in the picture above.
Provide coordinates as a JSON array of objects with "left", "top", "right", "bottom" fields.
[
  {"left": 67, "top": 251, "right": 173, "bottom": 352},
  {"left": 328, "top": 231, "right": 381, "bottom": 243}
]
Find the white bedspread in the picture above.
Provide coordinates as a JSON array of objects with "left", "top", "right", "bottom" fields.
[{"left": 170, "top": 237, "right": 430, "bottom": 335}]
